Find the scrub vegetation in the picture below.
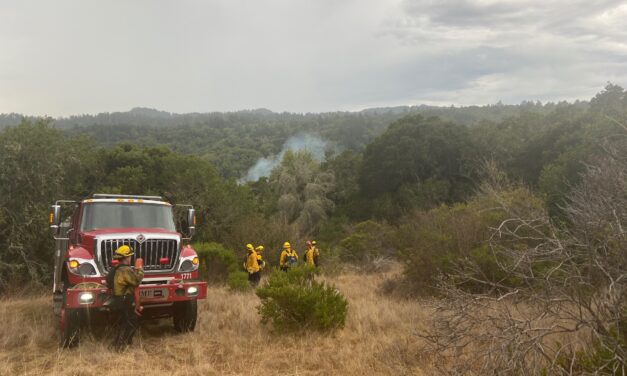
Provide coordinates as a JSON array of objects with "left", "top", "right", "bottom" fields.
[
  {"left": 256, "top": 266, "right": 348, "bottom": 332},
  {"left": 0, "top": 84, "right": 625, "bottom": 373},
  {"left": 1, "top": 269, "right": 434, "bottom": 375}
]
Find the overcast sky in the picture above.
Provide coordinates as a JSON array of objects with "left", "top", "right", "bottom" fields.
[{"left": 1, "top": 0, "right": 626, "bottom": 116}]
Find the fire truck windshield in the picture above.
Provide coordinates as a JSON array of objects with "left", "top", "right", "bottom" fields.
[{"left": 80, "top": 202, "right": 176, "bottom": 231}]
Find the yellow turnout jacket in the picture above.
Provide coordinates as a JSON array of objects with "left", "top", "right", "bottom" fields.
[
  {"left": 305, "top": 247, "right": 315, "bottom": 266},
  {"left": 113, "top": 265, "right": 144, "bottom": 296},
  {"left": 246, "top": 250, "right": 260, "bottom": 273}
]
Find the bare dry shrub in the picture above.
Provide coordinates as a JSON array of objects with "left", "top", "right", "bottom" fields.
[
  {"left": 363, "top": 256, "right": 396, "bottom": 273},
  {"left": 419, "top": 137, "right": 626, "bottom": 374}
]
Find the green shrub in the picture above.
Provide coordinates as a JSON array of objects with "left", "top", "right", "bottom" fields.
[
  {"left": 256, "top": 266, "right": 348, "bottom": 332},
  {"left": 337, "top": 220, "right": 394, "bottom": 262},
  {"left": 194, "top": 242, "right": 240, "bottom": 283},
  {"left": 316, "top": 246, "right": 344, "bottom": 277},
  {"left": 227, "top": 271, "right": 251, "bottom": 292},
  {"left": 553, "top": 328, "right": 627, "bottom": 374},
  {"left": 396, "top": 187, "right": 546, "bottom": 295}
]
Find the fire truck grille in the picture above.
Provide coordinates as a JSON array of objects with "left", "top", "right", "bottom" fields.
[{"left": 99, "top": 238, "right": 179, "bottom": 272}]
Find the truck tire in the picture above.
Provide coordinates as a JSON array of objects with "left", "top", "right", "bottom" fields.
[
  {"left": 173, "top": 300, "right": 197, "bottom": 333},
  {"left": 59, "top": 303, "right": 80, "bottom": 348}
]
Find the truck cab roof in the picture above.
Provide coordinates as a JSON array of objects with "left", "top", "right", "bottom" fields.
[
  {"left": 82, "top": 198, "right": 171, "bottom": 206},
  {"left": 83, "top": 193, "right": 171, "bottom": 206}
]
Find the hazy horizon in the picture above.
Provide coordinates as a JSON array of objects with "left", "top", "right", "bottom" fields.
[{"left": 0, "top": 95, "right": 597, "bottom": 119}]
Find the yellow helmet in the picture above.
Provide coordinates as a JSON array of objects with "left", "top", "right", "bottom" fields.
[
  {"left": 255, "top": 245, "right": 264, "bottom": 252},
  {"left": 246, "top": 243, "right": 254, "bottom": 251},
  {"left": 114, "top": 245, "right": 134, "bottom": 259},
  {"left": 283, "top": 242, "right": 290, "bottom": 249}
]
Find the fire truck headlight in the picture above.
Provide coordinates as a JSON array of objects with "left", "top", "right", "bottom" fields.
[
  {"left": 79, "top": 292, "right": 94, "bottom": 304},
  {"left": 78, "top": 263, "right": 97, "bottom": 276},
  {"left": 179, "top": 259, "right": 197, "bottom": 272},
  {"left": 186, "top": 286, "right": 198, "bottom": 296}
]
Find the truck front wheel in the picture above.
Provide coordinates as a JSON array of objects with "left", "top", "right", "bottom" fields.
[
  {"left": 173, "top": 300, "right": 197, "bottom": 333},
  {"left": 59, "top": 305, "right": 80, "bottom": 348}
]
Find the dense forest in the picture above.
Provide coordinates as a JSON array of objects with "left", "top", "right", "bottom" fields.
[
  {"left": 0, "top": 83, "right": 623, "bottom": 280},
  {"left": 1, "top": 84, "right": 625, "bottom": 372},
  {"left": 0, "top": 99, "right": 582, "bottom": 179}
]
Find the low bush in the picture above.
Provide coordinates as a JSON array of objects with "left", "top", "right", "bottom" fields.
[
  {"left": 396, "top": 187, "right": 544, "bottom": 295},
  {"left": 227, "top": 270, "right": 251, "bottom": 292},
  {"left": 194, "top": 242, "right": 240, "bottom": 283},
  {"left": 316, "top": 246, "right": 345, "bottom": 276},
  {"left": 552, "top": 314, "right": 627, "bottom": 374},
  {"left": 256, "top": 266, "right": 348, "bottom": 332},
  {"left": 337, "top": 220, "right": 394, "bottom": 263}
]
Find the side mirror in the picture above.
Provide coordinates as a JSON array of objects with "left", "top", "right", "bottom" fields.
[
  {"left": 186, "top": 208, "right": 196, "bottom": 238},
  {"left": 49, "top": 205, "right": 61, "bottom": 235}
]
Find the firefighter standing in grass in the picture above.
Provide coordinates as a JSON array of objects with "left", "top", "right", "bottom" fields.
[
  {"left": 279, "top": 242, "right": 298, "bottom": 271},
  {"left": 312, "top": 240, "right": 320, "bottom": 267},
  {"left": 244, "top": 244, "right": 261, "bottom": 286},
  {"left": 109, "top": 245, "right": 144, "bottom": 351},
  {"left": 255, "top": 245, "right": 266, "bottom": 270},
  {"left": 304, "top": 240, "right": 315, "bottom": 266}
]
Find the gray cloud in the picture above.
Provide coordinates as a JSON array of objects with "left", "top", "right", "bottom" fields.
[
  {"left": 401, "top": 0, "right": 624, "bottom": 32},
  {"left": 0, "top": 0, "right": 626, "bottom": 115},
  {"left": 403, "top": 0, "right": 530, "bottom": 28},
  {"left": 369, "top": 0, "right": 627, "bottom": 105}
]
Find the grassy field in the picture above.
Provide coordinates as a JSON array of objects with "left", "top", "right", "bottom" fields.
[{"left": 0, "top": 269, "right": 436, "bottom": 375}]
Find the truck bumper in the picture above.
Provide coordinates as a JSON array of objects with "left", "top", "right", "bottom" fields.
[{"left": 64, "top": 281, "right": 207, "bottom": 309}]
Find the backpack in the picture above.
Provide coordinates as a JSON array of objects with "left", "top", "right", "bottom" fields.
[
  {"left": 286, "top": 255, "right": 298, "bottom": 267},
  {"left": 106, "top": 264, "right": 122, "bottom": 290}
]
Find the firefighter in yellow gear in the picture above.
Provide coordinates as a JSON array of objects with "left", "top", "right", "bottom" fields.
[
  {"left": 255, "top": 245, "right": 266, "bottom": 270},
  {"left": 109, "top": 245, "right": 144, "bottom": 351},
  {"left": 244, "top": 244, "right": 261, "bottom": 286},
  {"left": 312, "top": 240, "right": 320, "bottom": 267},
  {"left": 279, "top": 241, "right": 298, "bottom": 271},
  {"left": 304, "top": 240, "right": 315, "bottom": 266}
]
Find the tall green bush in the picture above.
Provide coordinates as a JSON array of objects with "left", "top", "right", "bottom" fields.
[
  {"left": 0, "top": 120, "right": 96, "bottom": 291},
  {"left": 396, "top": 187, "right": 544, "bottom": 295},
  {"left": 194, "top": 242, "right": 242, "bottom": 284},
  {"left": 256, "top": 266, "right": 347, "bottom": 332},
  {"left": 337, "top": 220, "right": 394, "bottom": 262}
]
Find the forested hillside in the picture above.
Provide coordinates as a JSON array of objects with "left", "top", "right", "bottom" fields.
[
  {"left": 1, "top": 84, "right": 625, "bottom": 373},
  {"left": 0, "top": 99, "right": 579, "bottom": 179}
]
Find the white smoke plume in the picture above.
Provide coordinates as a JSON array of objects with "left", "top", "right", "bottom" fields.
[{"left": 239, "top": 133, "right": 330, "bottom": 183}]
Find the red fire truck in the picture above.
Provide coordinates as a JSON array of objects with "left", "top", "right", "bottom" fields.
[{"left": 49, "top": 194, "right": 207, "bottom": 347}]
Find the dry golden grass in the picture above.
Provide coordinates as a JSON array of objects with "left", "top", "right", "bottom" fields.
[{"left": 0, "top": 269, "right": 436, "bottom": 375}]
